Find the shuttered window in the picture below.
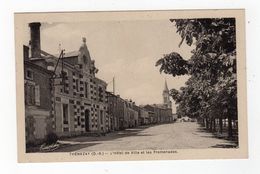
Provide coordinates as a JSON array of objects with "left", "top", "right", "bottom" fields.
[
  {"left": 35, "top": 85, "right": 40, "bottom": 106},
  {"left": 25, "top": 82, "right": 40, "bottom": 106},
  {"left": 25, "top": 83, "right": 35, "bottom": 105},
  {"left": 85, "top": 82, "right": 88, "bottom": 98}
]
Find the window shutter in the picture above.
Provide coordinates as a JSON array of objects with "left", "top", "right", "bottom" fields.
[
  {"left": 25, "top": 83, "right": 28, "bottom": 105},
  {"left": 35, "top": 85, "right": 40, "bottom": 106}
]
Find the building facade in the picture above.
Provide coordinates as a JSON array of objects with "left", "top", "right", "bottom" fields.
[
  {"left": 138, "top": 107, "right": 150, "bottom": 125},
  {"left": 24, "top": 22, "right": 109, "bottom": 140},
  {"left": 106, "top": 92, "right": 126, "bottom": 131},
  {"left": 24, "top": 46, "right": 53, "bottom": 145},
  {"left": 50, "top": 42, "right": 108, "bottom": 136}
]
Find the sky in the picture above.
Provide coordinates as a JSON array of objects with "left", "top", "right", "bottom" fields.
[{"left": 21, "top": 20, "right": 193, "bottom": 113}]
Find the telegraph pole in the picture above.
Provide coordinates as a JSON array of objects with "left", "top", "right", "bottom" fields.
[{"left": 113, "top": 76, "right": 115, "bottom": 95}]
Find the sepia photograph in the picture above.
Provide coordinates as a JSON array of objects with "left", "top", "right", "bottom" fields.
[{"left": 15, "top": 10, "right": 247, "bottom": 162}]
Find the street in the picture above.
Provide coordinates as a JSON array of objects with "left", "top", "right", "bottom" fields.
[{"left": 56, "top": 122, "right": 237, "bottom": 152}]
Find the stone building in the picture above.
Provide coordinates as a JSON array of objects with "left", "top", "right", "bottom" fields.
[
  {"left": 124, "top": 100, "right": 139, "bottom": 128},
  {"left": 138, "top": 107, "right": 149, "bottom": 125},
  {"left": 24, "top": 52, "right": 53, "bottom": 145},
  {"left": 106, "top": 92, "right": 126, "bottom": 131},
  {"left": 48, "top": 40, "right": 108, "bottom": 136},
  {"left": 24, "top": 22, "right": 109, "bottom": 140},
  {"left": 143, "top": 105, "right": 158, "bottom": 124}
]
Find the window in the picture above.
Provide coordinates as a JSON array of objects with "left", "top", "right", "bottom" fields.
[
  {"left": 77, "top": 116, "right": 81, "bottom": 126},
  {"left": 75, "top": 79, "right": 79, "bottom": 92},
  {"left": 60, "top": 70, "right": 69, "bottom": 94},
  {"left": 99, "top": 86, "right": 103, "bottom": 102},
  {"left": 35, "top": 85, "right": 40, "bottom": 106},
  {"left": 25, "top": 82, "right": 40, "bottom": 106},
  {"left": 85, "top": 82, "right": 88, "bottom": 98},
  {"left": 63, "top": 104, "right": 69, "bottom": 125},
  {"left": 100, "top": 110, "right": 104, "bottom": 124},
  {"left": 25, "top": 83, "right": 35, "bottom": 105},
  {"left": 26, "top": 70, "right": 33, "bottom": 80}
]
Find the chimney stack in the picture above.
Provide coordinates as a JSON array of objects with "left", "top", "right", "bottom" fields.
[
  {"left": 29, "top": 22, "right": 41, "bottom": 58},
  {"left": 23, "top": 45, "right": 29, "bottom": 60}
]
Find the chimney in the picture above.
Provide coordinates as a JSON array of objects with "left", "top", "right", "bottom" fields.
[
  {"left": 29, "top": 22, "right": 41, "bottom": 58},
  {"left": 23, "top": 45, "right": 29, "bottom": 60}
]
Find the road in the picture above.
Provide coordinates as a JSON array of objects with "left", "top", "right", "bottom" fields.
[{"left": 56, "top": 122, "right": 237, "bottom": 152}]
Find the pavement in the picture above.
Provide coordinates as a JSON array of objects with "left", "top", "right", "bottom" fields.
[{"left": 55, "top": 122, "right": 237, "bottom": 152}]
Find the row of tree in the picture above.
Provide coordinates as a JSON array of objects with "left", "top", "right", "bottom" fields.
[{"left": 156, "top": 18, "right": 238, "bottom": 138}]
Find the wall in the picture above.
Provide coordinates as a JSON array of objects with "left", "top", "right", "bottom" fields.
[{"left": 24, "top": 61, "right": 53, "bottom": 145}]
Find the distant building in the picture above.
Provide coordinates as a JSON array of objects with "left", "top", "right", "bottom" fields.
[
  {"left": 142, "top": 80, "right": 173, "bottom": 124},
  {"left": 143, "top": 105, "right": 158, "bottom": 124},
  {"left": 124, "top": 100, "right": 138, "bottom": 128},
  {"left": 163, "top": 80, "right": 172, "bottom": 109},
  {"left": 106, "top": 92, "right": 126, "bottom": 131},
  {"left": 139, "top": 108, "right": 149, "bottom": 125}
]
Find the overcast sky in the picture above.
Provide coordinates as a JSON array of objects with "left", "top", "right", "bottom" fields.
[{"left": 22, "top": 20, "right": 193, "bottom": 113}]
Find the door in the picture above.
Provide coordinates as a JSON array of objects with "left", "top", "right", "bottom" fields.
[{"left": 85, "top": 109, "right": 90, "bottom": 132}]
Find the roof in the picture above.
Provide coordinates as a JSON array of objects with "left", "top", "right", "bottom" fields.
[
  {"left": 94, "top": 77, "right": 107, "bottom": 86},
  {"left": 153, "top": 104, "right": 167, "bottom": 109},
  {"left": 63, "top": 51, "right": 80, "bottom": 58},
  {"left": 53, "top": 50, "right": 79, "bottom": 58},
  {"left": 24, "top": 60, "right": 53, "bottom": 75},
  {"left": 144, "top": 104, "right": 169, "bottom": 110}
]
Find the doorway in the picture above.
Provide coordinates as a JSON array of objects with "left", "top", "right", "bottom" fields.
[{"left": 85, "top": 109, "right": 90, "bottom": 132}]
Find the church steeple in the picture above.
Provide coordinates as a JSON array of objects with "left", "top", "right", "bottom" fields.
[
  {"left": 163, "top": 79, "right": 171, "bottom": 108},
  {"left": 164, "top": 79, "right": 169, "bottom": 92}
]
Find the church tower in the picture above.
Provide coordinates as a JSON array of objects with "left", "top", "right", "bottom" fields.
[{"left": 163, "top": 80, "right": 172, "bottom": 108}]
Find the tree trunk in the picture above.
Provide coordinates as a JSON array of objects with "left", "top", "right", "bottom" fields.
[
  {"left": 228, "top": 114, "right": 233, "bottom": 138},
  {"left": 205, "top": 118, "right": 209, "bottom": 129},
  {"left": 210, "top": 118, "right": 213, "bottom": 132},
  {"left": 219, "top": 117, "right": 223, "bottom": 134},
  {"left": 213, "top": 119, "right": 216, "bottom": 132}
]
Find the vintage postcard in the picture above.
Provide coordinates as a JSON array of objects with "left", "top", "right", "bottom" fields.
[{"left": 15, "top": 9, "right": 248, "bottom": 162}]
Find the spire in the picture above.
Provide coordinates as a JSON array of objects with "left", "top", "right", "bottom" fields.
[
  {"left": 82, "top": 37, "right": 86, "bottom": 45},
  {"left": 164, "top": 79, "right": 169, "bottom": 92}
]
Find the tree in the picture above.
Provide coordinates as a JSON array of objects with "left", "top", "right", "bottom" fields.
[{"left": 156, "top": 18, "right": 237, "bottom": 138}]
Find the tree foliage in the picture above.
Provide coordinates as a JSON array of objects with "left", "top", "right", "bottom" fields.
[{"left": 156, "top": 18, "right": 237, "bottom": 137}]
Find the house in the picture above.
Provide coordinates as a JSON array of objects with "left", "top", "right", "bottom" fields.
[{"left": 24, "top": 47, "right": 53, "bottom": 145}]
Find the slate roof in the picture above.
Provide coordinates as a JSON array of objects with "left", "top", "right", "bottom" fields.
[{"left": 53, "top": 50, "right": 79, "bottom": 58}]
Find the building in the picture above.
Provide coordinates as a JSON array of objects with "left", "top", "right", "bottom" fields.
[
  {"left": 24, "top": 22, "right": 109, "bottom": 140},
  {"left": 123, "top": 100, "right": 138, "bottom": 128},
  {"left": 106, "top": 92, "right": 126, "bottom": 131},
  {"left": 24, "top": 53, "right": 53, "bottom": 145},
  {"left": 163, "top": 80, "right": 172, "bottom": 109},
  {"left": 143, "top": 105, "right": 158, "bottom": 124},
  {"left": 142, "top": 80, "right": 173, "bottom": 124},
  {"left": 138, "top": 107, "right": 150, "bottom": 125}
]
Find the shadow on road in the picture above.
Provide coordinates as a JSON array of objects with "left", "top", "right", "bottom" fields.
[
  {"left": 54, "top": 143, "right": 101, "bottom": 152},
  {"left": 64, "top": 126, "right": 153, "bottom": 143},
  {"left": 196, "top": 125, "right": 238, "bottom": 148},
  {"left": 51, "top": 125, "right": 160, "bottom": 152},
  {"left": 211, "top": 144, "right": 238, "bottom": 148}
]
